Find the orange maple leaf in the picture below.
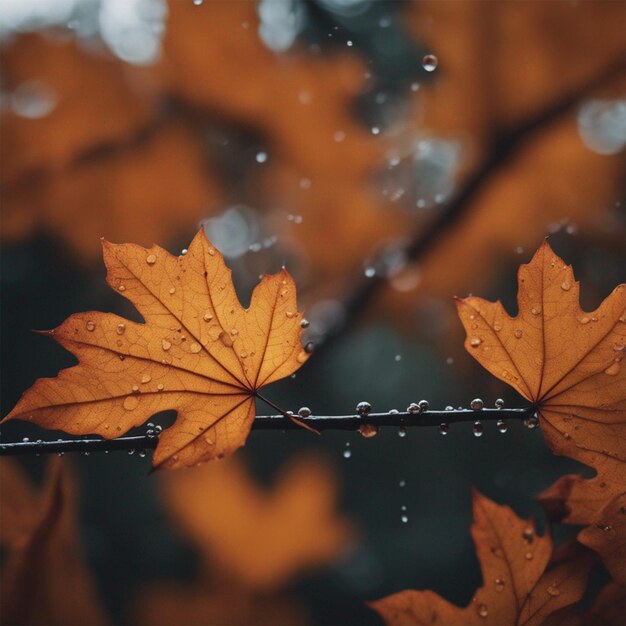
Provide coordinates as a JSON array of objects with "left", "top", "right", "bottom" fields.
[
  {"left": 160, "top": 455, "right": 353, "bottom": 591},
  {"left": 455, "top": 241, "right": 626, "bottom": 520},
  {"left": 3, "top": 230, "right": 309, "bottom": 469},
  {"left": 369, "top": 490, "right": 594, "bottom": 626},
  {"left": 456, "top": 240, "right": 625, "bottom": 585},
  {"left": 0, "top": 459, "right": 107, "bottom": 625}
]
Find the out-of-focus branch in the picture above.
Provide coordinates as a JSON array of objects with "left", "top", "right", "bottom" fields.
[
  {"left": 0, "top": 406, "right": 534, "bottom": 456},
  {"left": 311, "top": 54, "right": 626, "bottom": 359}
]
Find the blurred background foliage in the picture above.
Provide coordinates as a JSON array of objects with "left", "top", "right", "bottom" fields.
[{"left": 0, "top": 0, "right": 624, "bottom": 624}]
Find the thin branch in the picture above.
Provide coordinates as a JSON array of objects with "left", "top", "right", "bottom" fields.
[
  {"left": 312, "top": 54, "right": 626, "bottom": 358},
  {"left": 0, "top": 406, "right": 534, "bottom": 456}
]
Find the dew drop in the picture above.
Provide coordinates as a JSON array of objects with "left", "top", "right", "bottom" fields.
[
  {"left": 305, "top": 341, "right": 315, "bottom": 354},
  {"left": 208, "top": 248, "right": 215, "bottom": 256},
  {"left": 162, "top": 339, "right": 171, "bottom": 351},
  {"left": 524, "top": 415, "right": 540, "bottom": 430},
  {"left": 86, "top": 320, "right": 96, "bottom": 331},
  {"left": 418, "top": 400, "right": 429, "bottom": 411},
  {"left": 157, "top": 383, "right": 164, "bottom": 391},
  {"left": 141, "top": 374, "right": 151, "bottom": 384},
  {"left": 356, "top": 401, "right": 372, "bottom": 416},
  {"left": 407, "top": 402, "right": 420, "bottom": 414},
  {"left": 116, "top": 323, "right": 126, "bottom": 335},
  {"left": 132, "top": 384, "right": 140, "bottom": 393},
  {"left": 168, "top": 287, "right": 176, "bottom": 295},
  {"left": 525, "top": 552, "right": 533, "bottom": 560},
  {"left": 470, "top": 398, "right": 484, "bottom": 411},
  {"left": 495, "top": 578, "right": 505, "bottom": 592},
  {"left": 439, "top": 423, "right": 449, "bottom": 435},
  {"left": 497, "top": 419, "right": 508, "bottom": 434},
  {"left": 190, "top": 342, "right": 202, "bottom": 354},
  {"left": 477, "top": 604, "right": 488, "bottom": 619},
  {"left": 422, "top": 54, "right": 438, "bottom": 72},
  {"left": 300, "top": 318, "right": 310, "bottom": 328},
  {"left": 514, "top": 329, "right": 523, "bottom": 339},
  {"left": 203, "top": 312, "right": 213, "bottom": 322},
  {"left": 546, "top": 584, "right": 560, "bottom": 597},
  {"left": 359, "top": 423, "right": 379, "bottom": 438},
  {"left": 493, "top": 323, "right": 502, "bottom": 332},
  {"left": 523, "top": 527, "right": 534, "bottom": 543},
  {"left": 146, "top": 254, "right": 157, "bottom": 265},
  {"left": 560, "top": 281, "right": 571, "bottom": 291},
  {"left": 470, "top": 337, "right": 482, "bottom": 347},
  {"left": 531, "top": 306, "right": 541, "bottom": 316},
  {"left": 605, "top": 361, "right": 621, "bottom": 376},
  {"left": 298, "top": 406, "right": 311, "bottom": 418},
  {"left": 220, "top": 332, "right": 234, "bottom": 348},
  {"left": 118, "top": 284, "right": 126, "bottom": 292},
  {"left": 123, "top": 396, "right": 139, "bottom": 411},
  {"left": 495, "top": 398, "right": 504, "bottom": 409},
  {"left": 580, "top": 316, "right": 590, "bottom": 325},
  {"left": 286, "top": 311, "right": 294, "bottom": 319},
  {"left": 473, "top": 421, "right": 484, "bottom": 437},
  {"left": 296, "top": 351, "right": 307, "bottom": 363}
]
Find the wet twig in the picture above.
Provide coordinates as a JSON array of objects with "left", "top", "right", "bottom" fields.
[{"left": 0, "top": 406, "right": 534, "bottom": 456}]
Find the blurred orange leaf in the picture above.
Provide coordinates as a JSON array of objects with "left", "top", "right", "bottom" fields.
[
  {"left": 3, "top": 230, "right": 310, "bottom": 469},
  {"left": 0, "top": 459, "right": 106, "bottom": 625},
  {"left": 161, "top": 455, "right": 353, "bottom": 590},
  {"left": 456, "top": 241, "right": 625, "bottom": 520},
  {"left": 369, "top": 490, "right": 594, "bottom": 626}
]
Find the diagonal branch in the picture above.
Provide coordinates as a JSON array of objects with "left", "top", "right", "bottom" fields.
[{"left": 312, "top": 53, "right": 626, "bottom": 359}]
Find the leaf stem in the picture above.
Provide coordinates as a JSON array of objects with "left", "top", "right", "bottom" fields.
[{"left": 0, "top": 406, "right": 534, "bottom": 456}]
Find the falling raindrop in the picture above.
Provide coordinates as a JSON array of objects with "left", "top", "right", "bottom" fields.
[
  {"left": 394, "top": 354, "right": 402, "bottom": 362},
  {"left": 398, "top": 427, "right": 407, "bottom": 438},
  {"left": 343, "top": 443, "right": 352, "bottom": 459},
  {"left": 401, "top": 515, "right": 409, "bottom": 523},
  {"left": 371, "top": 126, "right": 380, "bottom": 136},
  {"left": 497, "top": 420, "right": 508, "bottom": 434},
  {"left": 364, "top": 266, "right": 376, "bottom": 278},
  {"left": 473, "top": 421, "right": 484, "bottom": 437},
  {"left": 256, "top": 151, "right": 268, "bottom": 163},
  {"left": 399, "top": 479, "right": 406, "bottom": 487},
  {"left": 422, "top": 54, "right": 438, "bottom": 72},
  {"left": 439, "top": 423, "right": 449, "bottom": 435}
]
